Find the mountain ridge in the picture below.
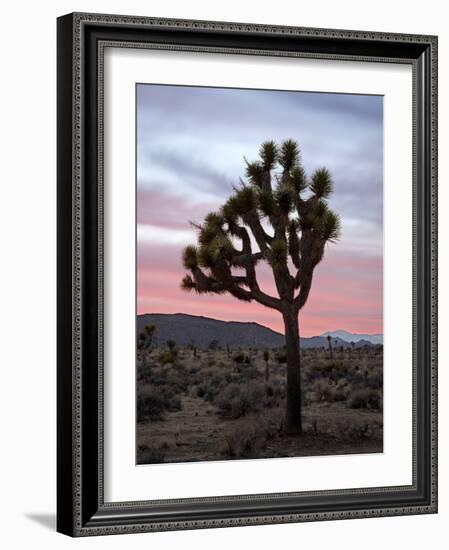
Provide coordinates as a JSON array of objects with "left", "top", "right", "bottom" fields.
[
  {"left": 321, "top": 329, "right": 383, "bottom": 345},
  {"left": 138, "top": 313, "right": 382, "bottom": 349}
]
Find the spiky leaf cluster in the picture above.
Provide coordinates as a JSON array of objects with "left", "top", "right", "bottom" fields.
[
  {"left": 259, "top": 140, "right": 279, "bottom": 170},
  {"left": 290, "top": 167, "right": 308, "bottom": 193},
  {"left": 221, "top": 199, "right": 238, "bottom": 227},
  {"left": 319, "top": 209, "right": 342, "bottom": 242},
  {"left": 274, "top": 186, "right": 295, "bottom": 215},
  {"left": 245, "top": 161, "right": 264, "bottom": 186},
  {"left": 182, "top": 245, "right": 198, "bottom": 270},
  {"left": 267, "top": 239, "right": 288, "bottom": 269},
  {"left": 181, "top": 139, "right": 341, "bottom": 312},
  {"left": 257, "top": 189, "right": 277, "bottom": 216},
  {"left": 279, "top": 139, "right": 301, "bottom": 171},
  {"left": 310, "top": 168, "right": 333, "bottom": 198},
  {"left": 232, "top": 186, "right": 256, "bottom": 215},
  {"left": 180, "top": 274, "right": 195, "bottom": 291}
]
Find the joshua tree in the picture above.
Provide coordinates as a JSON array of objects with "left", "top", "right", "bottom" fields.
[
  {"left": 166, "top": 339, "right": 176, "bottom": 352},
  {"left": 181, "top": 139, "right": 341, "bottom": 433},
  {"left": 327, "top": 334, "right": 333, "bottom": 360},
  {"left": 138, "top": 324, "right": 155, "bottom": 368},
  {"left": 263, "top": 349, "right": 270, "bottom": 382},
  {"left": 140, "top": 324, "right": 155, "bottom": 348},
  {"left": 188, "top": 339, "right": 198, "bottom": 357},
  {"left": 208, "top": 339, "right": 219, "bottom": 351}
]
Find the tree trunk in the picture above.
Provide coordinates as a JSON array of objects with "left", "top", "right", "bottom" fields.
[
  {"left": 283, "top": 308, "right": 302, "bottom": 434},
  {"left": 328, "top": 340, "right": 333, "bottom": 360}
]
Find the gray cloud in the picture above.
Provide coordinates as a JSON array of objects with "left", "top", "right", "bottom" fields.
[
  {"left": 140, "top": 148, "right": 234, "bottom": 196},
  {"left": 137, "top": 83, "right": 383, "bottom": 249}
]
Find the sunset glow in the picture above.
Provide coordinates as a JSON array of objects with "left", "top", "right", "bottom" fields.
[{"left": 137, "top": 85, "right": 383, "bottom": 337}]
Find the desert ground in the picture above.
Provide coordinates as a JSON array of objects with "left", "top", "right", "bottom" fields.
[{"left": 136, "top": 341, "right": 383, "bottom": 464}]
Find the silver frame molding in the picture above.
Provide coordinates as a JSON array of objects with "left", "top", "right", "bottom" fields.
[{"left": 57, "top": 12, "right": 438, "bottom": 537}]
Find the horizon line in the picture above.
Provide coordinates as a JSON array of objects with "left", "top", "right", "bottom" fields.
[{"left": 137, "top": 311, "right": 383, "bottom": 337}]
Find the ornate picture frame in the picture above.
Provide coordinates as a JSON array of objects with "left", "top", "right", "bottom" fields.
[{"left": 57, "top": 12, "right": 437, "bottom": 536}]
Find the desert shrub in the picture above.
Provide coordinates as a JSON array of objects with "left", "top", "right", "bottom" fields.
[
  {"left": 148, "top": 368, "right": 167, "bottom": 386},
  {"left": 137, "top": 385, "right": 182, "bottom": 421},
  {"left": 326, "top": 361, "right": 347, "bottom": 372},
  {"left": 333, "top": 389, "right": 347, "bottom": 402},
  {"left": 144, "top": 363, "right": 190, "bottom": 395},
  {"left": 275, "top": 350, "right": 287, "bottom": 364},
  {"left": 158, "top": 351, "right": 176, "bottom": 365},
  {"left": 264, "top": 380, "right": 284, "bottom": 407},
  {"left": 158, "top": 439, "right": 172, "bottom": 450},
  {"left": 137, "top": 361, "right": 154, "bottom": 383},
  {"left": 237, "top": 364, "right": 260, "bottom": 381},
  {"left": 304, "top": 365, "right": 320, "bottom": 383},
  {"left": 157, "top": 384, "right": 183, "bottom": 410},
  {"left": 208, "top": 339, "right": 219, "bottom": 350},
  {"left": 348, "top": 388, "right": 382, "bottom": 410},
  {"left": 166, "top": 339, "right": 177, "bottom": 351},
  {"left": 137, "top": 388, "right": 167, "bottom": 421},
  {"left": 365, "top": 369, "right": 383, "bottom": 389},
  {"left": 207, "top": 374, "right": 226, "bottom": 398},
  {"left": 258, "top": 409, "right": 284, "bottom": 438},
  {"left": 221, "top": 424, "right": 265, "bottom": 458},
  {"left": 138, "top": 445, "right": 166, "bottom": 464},
  {"left": 224, "top": 372, "right": 234, "bottom": 383},
  {"left": 306, "top": 361, "right": 349, "bottom": 383},
  {"left": 345, "top": 369, "right": 367, "bottom": 386},
  {"left": 216, "top": 382, "right": 265, "bottom": 418},
  {"left": 188, "top": 365, "right": 201, "bottom": 374},
  {"left": 233, "top": 352, "right": 250, "bottom": 364},
  {"left": 335, "top": 419, "right": 379, "bottom": 440},
  {"left": 345, "top": 423, "right": 370, "bottom": 439},
  {"left": 164, "top": 364, "right": 190, "bottom": 392},
  {"left": 195, "top": 373, "right": 227, "bottom": 402},
  {"left": 309, "top": 379, "right": 338, "bottom": 402},
  {"left": 221, "top": 410, "right": 285, "bottom": 458}
]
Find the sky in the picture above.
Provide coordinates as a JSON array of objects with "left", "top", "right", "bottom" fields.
[{"left": 136, "top": 84, "right": 383, "bottom": 337}]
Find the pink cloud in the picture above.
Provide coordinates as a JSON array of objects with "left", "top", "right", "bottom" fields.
[
  {"left": 137, "top": 241, "right": 383, "bottom": 337},
  {"left": 137, "top": 188, "right": 218, "bottom": 230}
]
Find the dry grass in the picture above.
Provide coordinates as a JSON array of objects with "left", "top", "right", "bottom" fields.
[{"left": 136, "top": 345, "right": 383, "bottom": 464}]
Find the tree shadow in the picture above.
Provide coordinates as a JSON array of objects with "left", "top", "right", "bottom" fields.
[{"left": 25, "top": 513, "right": 56, "bottom": 531}]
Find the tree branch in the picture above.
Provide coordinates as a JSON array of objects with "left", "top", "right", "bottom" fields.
[
  {"left": 288, "top": 222, "right": 301, "bottom": 269},
  {"left": 223, "top": 221, "right": 281, "bottom": 310},
  {"left": 294, "top": 273, "right": 313, "bottom": 310},
  {"left": 251, "top": 288, "right": 282, "bottom": 310},
  {"left": 242, "top": 211, "right": 273, "bottom": 251},
  {"left": 182, "top": 140, "right": 340, "bottom": 319},
  {"left": 231, "top": 251, "right": 264, "bottom": 266},
  {"left": 190, "top": 266, "right": 226, "bottom": 294}
]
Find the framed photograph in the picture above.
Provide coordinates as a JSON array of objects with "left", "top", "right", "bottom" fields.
[{"left": 57, "top": 12, "right": 438, "bottom": 536}]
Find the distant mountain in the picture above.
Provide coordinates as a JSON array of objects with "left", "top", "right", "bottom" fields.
[
  {"left": 138, "top": 313, "right": 284, "bottom": 348},
  {"left": 137, "top": 313, "right": 382, "bottom": 349},
  {"left": 321, "top": 330, "right": 383, "bottom": 345},
  {"left": 299, "top": 336, "right": 375, "bottom": 349}
]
